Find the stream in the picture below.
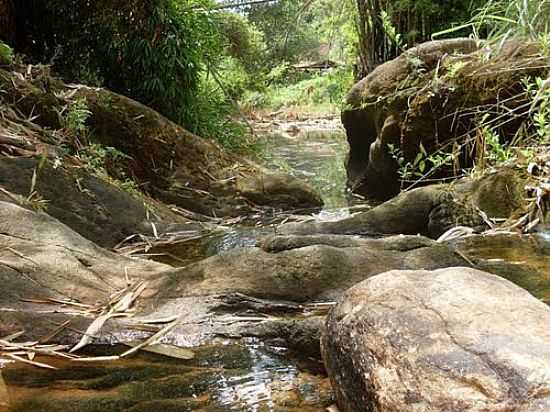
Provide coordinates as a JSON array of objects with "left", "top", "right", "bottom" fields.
[{"left": 1, "top": 124, "right": 549, "bottom": 412}]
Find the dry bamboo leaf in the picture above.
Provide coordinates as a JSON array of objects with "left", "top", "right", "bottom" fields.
[
  {"left": 6, "top": 354, "right": 56, "bottom": 370},
  {"left": 0, "top": 371, "right": 9, "bottom": 409},
  {"left": 112, "top": 281, "right": 148, "bottom": 313},
  {"left": 151, "top": 222, "right": 159, "bottom": 239},
  {"left": 0, "top": 331, "right": 24, "bottom": 342},
  {"left": 120, "top": 318, "right": 180, "bottom": 358},
  {"left": 72, "top": 355, "right": 120, "bottom": 362},
  {"left": 123, "top": 342, "right": 194, "bottom": 360},
  {"left": 29, "top": 167, "right": 37, "bottom": 197},
  {"left": 69, "top": 312, "right": 115, "bottom": 353},
  {"left": 26, "top": 351, "right": 35, "bottom": 361},
  {"left": 38, "top": 320, "right": 71, "bottom": 344},
  {"left": 135, "top": 316, "right": 179, "bottom": 325},
  {"left": 45, "top": 298, "right": 93, "bottom": 309}
]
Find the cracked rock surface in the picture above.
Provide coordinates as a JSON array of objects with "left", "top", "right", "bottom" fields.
[{"left": 322, "top": 267, "right": 550, "bottom": 412}]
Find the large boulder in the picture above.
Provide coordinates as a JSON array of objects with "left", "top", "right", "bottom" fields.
[
  {"left": 322, "top": 267, "right": 550, "bottom": 411},
  {"left": 150, "top": 235, "right": 468, "bottom": 303},
  {"left": 0, "top": 201, "right": 169, "bottom": 340},
  {"left": 343, "top": 39, "right": 549, "bottom": 200},
  {"left": 0, "top": 64, "right": 322, "bottom": 217}
]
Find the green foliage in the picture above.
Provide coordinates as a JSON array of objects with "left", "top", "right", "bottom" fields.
[
  {"left": 246, "top": 0, "right": 321, "bottom": 64},
  {"left": 59, "top": 98, "right": 92, "bottom": 137},
  {"left": 525, "top": 77, "right": 550, "bottom": 144},
  {"left": 380, "top": 10, "right": 405, "bottom": 51},
  {"left": 241, "top": 67, "right": 354, "bottom": 113},
  {"left": 356, "top": 0, "right": 482, "bottom": 73},
  {"left": 24, "top": 1, "right": 233, "bottom": 138},
  {"left": 434, "top": 0, "right": 550, "bottom": 46},
  {"left": 186, "top": 72, "right": 254, "bottom": 153},
  {"left": 0, "top": 41, "right": 13, "bottom": 65},
  {"left": 76, "top": 143, "right": 141, "bottom": 197},
  {"left": 473, "top": 0, "right": 550, "bottom": 42},
  {"left": 478, "top": 114, "right": 514, "bottom": 164},
  {"left": 219, "top": 11, "right": 267, "bottom": 73},
  {"left": 387, "top": 143, "right": 455, "bottom": 183}
]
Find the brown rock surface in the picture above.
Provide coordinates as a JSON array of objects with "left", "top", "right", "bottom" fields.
[{"left": 322, "top": 267, "right": 550, "bottom": 411}]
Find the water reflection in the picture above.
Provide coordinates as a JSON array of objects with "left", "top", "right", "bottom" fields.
[
  {"left": 257, "top": 129, "right": 350, "bottom": 212},
  {"left": 2, "top": 343, "right": 331, "bottom": 412}
]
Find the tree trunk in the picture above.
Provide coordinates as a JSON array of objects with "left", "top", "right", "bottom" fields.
[{"left": 0, "top": 0, "right": 16, "bottom": 45}]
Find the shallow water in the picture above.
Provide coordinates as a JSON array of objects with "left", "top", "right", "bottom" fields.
[
  {"left": 454, "top": 232, "right": 550, "bottom": 303},
  {"left": 1, "top": 342, "right": 331, "bottom": 412},
  {"left": 257, "top": 128, "right": 351, "bottom": 215}
]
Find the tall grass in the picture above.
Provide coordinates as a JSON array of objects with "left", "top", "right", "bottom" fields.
[
  {"left": 433, "top": 0, "right": 550, "bottom": 47},
  {"left": 476, "top": 0, "right": 549, "bottom": 39}
]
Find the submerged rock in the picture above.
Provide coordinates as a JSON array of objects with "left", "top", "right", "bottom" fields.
[{"left": 322, "top": 267, "right": 550, "bottom": 412}]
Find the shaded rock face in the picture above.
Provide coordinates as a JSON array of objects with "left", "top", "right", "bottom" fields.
[
  {"left": 0, "top": 157, "right": 189, "bottom": 248},
  {"left": 342, "top": 39, "right": 549, "bottom": 200},
  {"left": 322, "top": 267, "right": 550, "bottom": 412},
  {"left": 280, "top": 169, "right": 529, "bottom": 239},
  {"left": 236, "top": 173, "right": 323, "bottom": 210},
  {"left": 0, "top": 66, "right": 323, "bottom": 217}
]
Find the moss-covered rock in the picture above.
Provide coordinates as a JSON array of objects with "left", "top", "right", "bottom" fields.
[{"left": 342, "top": 39, "right": 550, "bottom": 200}]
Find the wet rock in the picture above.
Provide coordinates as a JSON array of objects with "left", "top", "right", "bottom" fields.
[
  {"left": 152, "top": 235, "right": 468, "bottom": 303},
  {"left": 280, "top": 169, "right": 529, "bottom": 239},
  {"left": 247, "top": 316, "right": 325, "bottom": 358},
  {"left": 342, "top": 39, "right": 549, "bottom": 200},
  {"left": 4, "top": 343, "right": 333, "bottom": 412},
  {"left": 322, "top": 267, "right": 550, "bottom": 412}
]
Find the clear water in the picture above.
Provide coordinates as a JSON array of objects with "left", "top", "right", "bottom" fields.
[
  {"left": 257, "top": 128, "right": 350, "bottom": 213},
  {"left": 1, "top": 342, "right": 331, "bottom": 412}
]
